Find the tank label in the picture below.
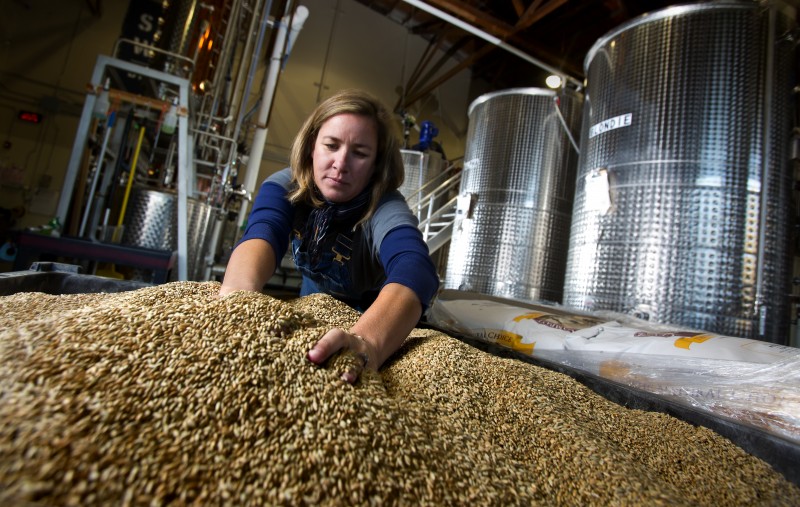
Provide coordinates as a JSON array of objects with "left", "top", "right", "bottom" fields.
[
  {"left": 585, "top": 169, "right": 611, "bottom": 213},
  {"left": 589, "top": 113, "right": 632, "bottom": 138}
]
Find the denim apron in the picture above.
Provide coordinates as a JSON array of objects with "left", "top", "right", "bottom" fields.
[{"left": 291, "top": 206, "right": 380, "bottom": 310}]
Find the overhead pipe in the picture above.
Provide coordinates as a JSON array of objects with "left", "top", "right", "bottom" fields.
[
  {"left": 176, "top": 0, "right": 199, "bottom": 58},
  {"left": 231, "top": 0, "right": 275, "bottom": 144},
  {"left": 194, "top": 0, "right": 267, "bottom": 207},
  {"left": 237, "top": 3, "right": 309, "bottom": 228},
  {"left": 205, "top": 0, "right": 245, "bottom": 124},
  {"left": 401, "top": 0, "right": 582, "bottom": 89}
]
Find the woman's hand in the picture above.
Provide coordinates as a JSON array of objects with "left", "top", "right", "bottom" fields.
[
  {"left": 307, "top": 328, "right": 378, "bottom": 384},
  {"left": 307, "top": 284, "right": 423, "bottom": 384}
]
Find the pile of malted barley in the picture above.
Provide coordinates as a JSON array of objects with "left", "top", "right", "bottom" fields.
[{"left": 0, "top": 281, "right": 798, "bottom": 506}]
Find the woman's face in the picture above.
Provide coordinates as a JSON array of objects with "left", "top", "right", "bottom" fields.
[{"left": 312, "top": 113, "right": 378, "bottom": 203}]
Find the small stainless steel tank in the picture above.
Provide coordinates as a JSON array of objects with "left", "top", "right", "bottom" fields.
[
  {"left": 121, "top": 187, "right": 218, "bottom": 281},
  {"left": 399, "top": 149, "right": 445, "bottom": 221},
  {"left": 445, "top": 88, "right": 583, "bottom": 303}
]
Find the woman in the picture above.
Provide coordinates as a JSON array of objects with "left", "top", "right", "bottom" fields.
[{"left": 220, "top": 89, "right": 440, "bottom": 383}]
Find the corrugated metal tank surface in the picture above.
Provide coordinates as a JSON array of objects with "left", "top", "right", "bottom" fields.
[
  {"left": 445, "top": 88, "right": 583, "bottom": 303},
  {"left": 563, "top": 1, "right": 796, "bottom": 343},
  {"left": 399, "top": 149, "right": 445, "bottom": 219},
  {"left": 121, "top": 187, "right": 217, "bottom": 281}
]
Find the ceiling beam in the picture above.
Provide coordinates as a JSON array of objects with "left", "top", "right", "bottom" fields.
[
  {"left": 423, "top": 0, "right": 569, "bottom": 41},
  {"left": 402, "top": 0, "right": 583, "bottom": 85},
  {"left": 424, "top": 0, "right": 516, "bottom": 38},
  {"left": 516, "top": 0, "right": 571, "bottom": 31},
  {"left": 511, "top": 0, "right": 526, "bottom": 17},
  {"left": 419, "top": 0, "right": 576, "bottom": 75},
  {"left": 401, "top": 40, "right": 497, "bottom": 109}
]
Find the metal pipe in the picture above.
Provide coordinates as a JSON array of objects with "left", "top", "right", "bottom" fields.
[
  {"left": 177, "top": 82, "right": 192, "bottom": 281},
  {"left": 227, "top": 0, "right": 265, "bottom": 138},
  {"left": 79, "top": 111, "right": 116, "bottom": 238},
  {"left": 401, "top": 0, "right": 582, "bottom": 88},
  {"left": 237, "top": 3, "right": 309, "bottom": 228},
  {"left": 177, "top": 0, "right": 199, "bottom": 57},
  {"left": 232, "top": 0, "right": 275, "bottom": 144},
  {"left": 553, "top": 95, "right": 580, "bottom": 153},
  {"left": 755, "top": 2, "right": 777, "bottom": 338},
  {"left": 202, "top": 210, "right": 225, "bottom": 280},
  {"left": 113, "top": 38, "right": 196, "bottom": 74},
  {"left": 206, "top": 0, "right": 244, "bottom": 126}
]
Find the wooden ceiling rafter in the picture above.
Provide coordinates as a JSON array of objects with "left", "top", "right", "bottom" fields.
[
  {"left": 420, "top": 0, "right": 569, "bottom": 42},
  {"left": 407, "top": 33, "right": 473, "bottom": 98},
  {"left": 404, "top": 27, "right": 451, "bottom": 94},
  {"left": 516, "top": 0, "right": 569, "bottom": 31},
  {"left": 410, "top": 0, "right": 580, "bottom": 77},
  {"left": 400, "top": 38, "right": 497, "bottom": 110},
  {"left": 517, "top": 0, "right": 546, "bottom": 29},
  {"left": 511, "top": 0, "right": 526, "bottom": 17},
  {"left": 355, "top": 0, "right": 688, "bottom": 93},
  {"left": 424, "top": 0, "right": 519, "bottom": 40},
  {"left": 410, "top": 18, "right": 450, "bottom": 36}
]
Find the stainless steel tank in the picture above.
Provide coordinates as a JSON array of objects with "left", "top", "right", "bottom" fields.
[
  {"left": 121, "top": 188, "right": 176, "bottom": 252},
  {"left": 121, "top": 187, "right": 218, "bottom": 281},
  {"left": 445, "top": 88, "right": 583, "bottom": 303},
  {"left": 399, "top": 149, "right": 446, "bottom": 220},
  {"left": 563, "top": 1, "right": 796, "bottom": 343}
]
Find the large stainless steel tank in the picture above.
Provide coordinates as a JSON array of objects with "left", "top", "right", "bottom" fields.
[
  {"left": 563, "top": 1, "right": 796, "bottom": 343},
  {"left": 445, "top": 88, "right": 583, "bottom": 303},
  {"left": 121, "top": 187, "right": 218, "bottom": 281}
]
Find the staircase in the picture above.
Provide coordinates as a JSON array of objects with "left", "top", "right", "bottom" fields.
[{"left": 406, "top": 166, "right": 462, "bottom": 254}]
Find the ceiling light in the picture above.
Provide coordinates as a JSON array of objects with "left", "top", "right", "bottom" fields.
[{"left": 546, "top": 75, "right": 562, "bottom": 89}]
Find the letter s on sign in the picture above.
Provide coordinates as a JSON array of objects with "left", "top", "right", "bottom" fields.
[{"left": 138, "top": 14, "right": 154, "bottom": 32}]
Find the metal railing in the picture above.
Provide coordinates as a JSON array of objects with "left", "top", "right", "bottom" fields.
[{"left": 405, "top": 165, "right": 462, "bottom": 253}]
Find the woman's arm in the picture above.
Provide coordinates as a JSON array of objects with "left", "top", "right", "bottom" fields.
[
  {"left": 219, "top": 238, "right": 278, "bottom": 297},
  {"left": 219, "top": 174, "right": 293, "bottom": 297},
  {"left": 306, "top": 224, "right": 439, "bottom": 383},
  {"left": 307, "top": 282, "right": 422, "bottom": 382}
]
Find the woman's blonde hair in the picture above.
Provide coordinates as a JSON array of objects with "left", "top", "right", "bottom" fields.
[{"left": 287, "top": 89, "right": 404, "bottom": 225}]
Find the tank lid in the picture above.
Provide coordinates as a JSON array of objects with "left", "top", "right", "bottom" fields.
[
  {"left": 468, "top": 87, "right": 566, "bottom": 117},
  {"left": 583, "top": 1, "right": 756, "bottom": 72}
]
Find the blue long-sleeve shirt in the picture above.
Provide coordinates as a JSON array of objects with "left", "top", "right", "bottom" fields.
[{"left": 239, "top": 168, "right": 439, "bottom": 311}]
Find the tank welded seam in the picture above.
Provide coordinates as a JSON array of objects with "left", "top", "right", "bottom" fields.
[
  {"left": 754, "top": 4, "right": 776, "bottom": 337},
  {"left": 596, "top": 159, "right": 753, "bottom": 169}
]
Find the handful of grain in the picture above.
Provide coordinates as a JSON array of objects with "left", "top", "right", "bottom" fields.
[{"left": 0, "top": 282, "right": 798, "bottom": 506}]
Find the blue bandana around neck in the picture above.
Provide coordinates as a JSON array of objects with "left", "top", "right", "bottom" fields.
[{"left": 306, "top": 185, "right": 372, "bottom": 262}]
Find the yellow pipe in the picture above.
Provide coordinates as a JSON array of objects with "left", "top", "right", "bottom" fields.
[{"left": 117, "top": 126, "right": 146, "bottom": 228}]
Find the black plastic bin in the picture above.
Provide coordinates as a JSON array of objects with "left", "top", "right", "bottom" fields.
[{"left": 0, "top": 262, "right": 152, "bottom": 296}]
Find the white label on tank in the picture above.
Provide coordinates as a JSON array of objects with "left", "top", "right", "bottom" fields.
[
  {"left": 584, "top": 169, "right": 611, "bottom": 213},
  {"left": 589, "top": 113, "right": 632, "bottom": 138}
]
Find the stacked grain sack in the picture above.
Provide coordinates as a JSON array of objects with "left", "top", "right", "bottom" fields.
[{"left": 0, "top": 281, "right": 798, "bottom": 505}]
